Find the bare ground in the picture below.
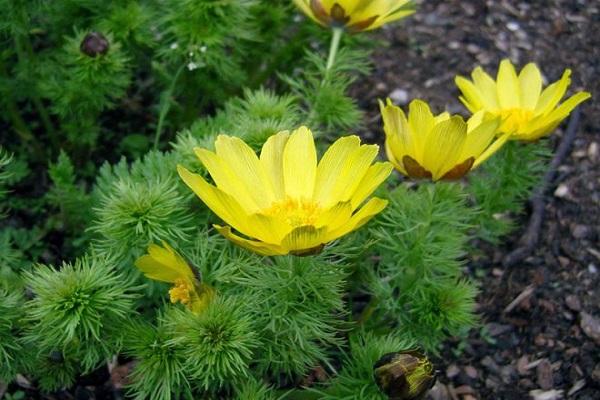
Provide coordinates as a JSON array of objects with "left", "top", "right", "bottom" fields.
[{"left": 355, "top": 1, "right": 600, "bottom": 398}]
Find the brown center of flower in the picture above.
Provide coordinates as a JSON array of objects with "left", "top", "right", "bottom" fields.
[{"left": 264, "top": 197, "right": 321, "bottom": 227}]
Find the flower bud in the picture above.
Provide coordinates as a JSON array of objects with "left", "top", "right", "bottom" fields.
[
  {"left": 80, "top": 32, "right": 109, "bottom": 57},
  {"left": 373, "top": 350, "right": 436, "bottom": 400},
  {"left": 49, "top": 350, "right": 64, "bottom": 363}
]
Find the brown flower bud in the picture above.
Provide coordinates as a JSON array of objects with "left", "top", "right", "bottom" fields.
[
  {"left": 80, "top": 32, "right": 109, "bottom": 57},
  {"left": 374, "top": 350, "right": 436, "bottom": 400}
]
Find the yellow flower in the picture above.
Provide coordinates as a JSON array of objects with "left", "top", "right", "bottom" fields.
[
  {"left": 455, "top": 59, "right": 591, "bottom": 141},
  {"left": 177, "top": 127, "right": 392, "bottom": 256},
  {"left": 293, "top": 0, "right": 415, "bottom": 32},
  {"left": 135, "top": 241, "right": 215, "bottom": 313},
  {"left": 380, "top": 99, "right": 508, "bottom": 181}
]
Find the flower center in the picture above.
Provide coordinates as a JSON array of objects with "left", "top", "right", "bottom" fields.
[
  {"left": 263, "top": 197, "right": 321, "bottom": 227},
  {"left": 169, "top": 278, "right": 193, "bottom": 305},
  {"left": 496, "top": 108, "right": 534, "bottom": 133}
]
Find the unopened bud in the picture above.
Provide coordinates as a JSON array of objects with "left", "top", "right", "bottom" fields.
[
  {"left": 49, "top": 350, "right": 64, "bottom": 363},
  {"left": 374, "top": 350, "right": 436, "bottom": 400},
  {"left": 80, "top": 32, "right": 109, "bottom": 57}
]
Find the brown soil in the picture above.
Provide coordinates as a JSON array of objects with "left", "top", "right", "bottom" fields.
[{"left": 356, "top": 1, "right": 600, "bottom": 399}]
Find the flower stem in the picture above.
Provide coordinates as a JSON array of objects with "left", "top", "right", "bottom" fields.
[
  {"left": 326, "top": 28, "right": 343, "bottom": 71},
  {"left": 153, "top": 63, "right": 185, "bottom": 150}
]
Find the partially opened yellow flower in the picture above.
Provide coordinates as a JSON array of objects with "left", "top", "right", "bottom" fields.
[
  {"left": 455, "top": 59, "right": 591, "bottom": 141},
  {"left": 293, "top": 0, "right": 415, "bottom": 32},
  {"left": 135, "top": 241, "right": 214, "bottom": 313},
  {"left": 177, "top": 127, "right": 392, "bottom": 256},
  {"left": 380, "top": 99, "right": 508, "bottom": 181}
]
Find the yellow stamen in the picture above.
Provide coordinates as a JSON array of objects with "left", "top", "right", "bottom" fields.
[
  {"left": 496, "top": 108, "right": 534, "bottom": 134},
  {"left": 169, "top": 278, "right": 193, "bottom": 305},
  {"left": 263, "top": 197, "right": 321, "bottom": 227}
]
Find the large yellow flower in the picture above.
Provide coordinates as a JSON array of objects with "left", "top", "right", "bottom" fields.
[
  {"left": 177, "top": 127, "right": 392, "bottom": 256},
  {"left": 293, "top": 0, "right": 415, "bottom": 32},
  {"left": 380, "top": 99, "right": 508, "bottom": 181},
  {"left": 455, "top": 59, "right": 591, "bottom": 141},
  {"left": 135, "top": 241, "right": 214, "bottom": 313}
]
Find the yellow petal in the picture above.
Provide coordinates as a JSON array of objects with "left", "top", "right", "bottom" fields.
[
  {"left": 322, "top": 143, "right": 379, "bottom": 208},
  {"left": 194, "top": 148, "right": 259, "bottom": 213},
  {"left": 385, "top": 140, "right": 405, "bottom": 174},
  {"left": 460, "top": 114, "right": 500, "bottom": 160},
  {"left": 189, "top": 284, "right": 216, "bottom": 314},
  {"left": 423, "top": 116, "right": 467, "bottom": 180},
  {"left": 293, "top": 0, "right": 319, "bottom": 24},
  {"left": 520, "top": 91, "right": 590, "bottom": 140},
  {"left": 280, "top": 225, "right": 328, "bottom": 253},
  {"left": 407, "top": 99, "right": 435, "bottom": 161},
  {"left": 519, "top": 63, "right": 542, "bottom": 110},
  {"left": 366, "top": 1, "right": 415, "bottom": 30},
  {"left": 260, "top": 131, "right": 290, "bottom": 201},
  {"left": 177, "top": 165, "right": 251, "bottom": 236},
  {"left": 214, "top": 225, "right": 287, "bottom": 256},
  {"left": 433, "top": 112, "right": 451, "bottom": 124},
  {"left": 455, "top": 76, "right": 484, "bottom": 113},
  {"left": 245, "top": 213, "right": 292, "bottom": 244},
  {"left": 472, "top": 67, "right": 499, "bottom": 109},
  {"left": 497, "top": 59, "right": 520, "bottom": 108},
  {"left": 315, "top": 201, "right": 353, "bottom": 232},
  {"left": 135, "top": 255, "right": 183, "bottom": 283},
  {"left": 380, "top": 99, "right": 414, "bottom": 164},
  {"left": 473, "top": 133, "right": 510, "bottom": 169},
  {"left": 135, "top": 242, "right": 194, "bottom": 283},
  {"left": 350, "top": 162, "right": 393, "bottom": 209},
  {"left": 544, "top": 91, "right": 591, "bottom": 122},
  {"left": 534, "top": 69, "right": 571, "bottom": 115},
  {"left": 283, "top": 126, "right": 317, "bottom": 199},
  {"left": 323, "top": 197, "right": 388, "bottom": 242},
  {"left": 213, "top": 135, "right": 275, "bottom": 208},
  {"left": 313, "top": 135, "right": 361, "bottom": 205}
]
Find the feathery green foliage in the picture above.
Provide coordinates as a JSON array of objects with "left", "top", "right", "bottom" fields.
[
  {"left": 368, "top": 183, "right": 478, "bottom": 351},
  {"left": 30, "top": 350, "right": 80, "bottom": 393},
  {"left": 165, "top": 296, "right": 260, "bottom": 393},
  {"left": 468, "top": 141, "right": 551, "bottom": 243},
  {"left": 234, "top": 377, "right": 278, "bottom": 400},
  {"left": 282, "top": 48, "right": 371, "bottom": 135},
  {"left": 23, "top": 255, "right": 138, "bottom": 372},
  {"left": 124, "top": 315, "right": 192, "bottom": 400},
  {"left": 234, "top": 256, "right": 348, "bottom": 378},
  {"left": 314, "top": 332, "right": 417, "bottom": 400},
  {"left": 91, "top": 151, "right": 197, "bottom": 261},
  {"left": 47, "top": 151, "right": 93, "bottom": 246},
  {"left": 0, "top": 289, "right": 25, "bottom": 381},
  {"left": 173, "top": 88, "right": 303, "bottom": 163}
]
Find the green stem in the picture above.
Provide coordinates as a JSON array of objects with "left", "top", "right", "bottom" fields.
[
  {"left": 153, "top": 64, "right": 186, "bottom": 150},
  {"left": 326, "top": 28, "right": 343, "bottom": 71}
]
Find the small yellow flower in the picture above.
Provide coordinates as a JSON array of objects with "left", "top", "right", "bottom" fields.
[
  {"left": 135, "top": 241, "right": 215, "bottom": 313},
  {"left": 455, "top": 59, "right": 591, "bottom": 141},
  {"left": 293, "top": 0, "right": 415, "bottom": 32},
  {"left": 177, "top": 127, "right": 392, "bottom": 256},
  {"left": 380, "top": 99, "right": 508, "bottom": 181}
]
